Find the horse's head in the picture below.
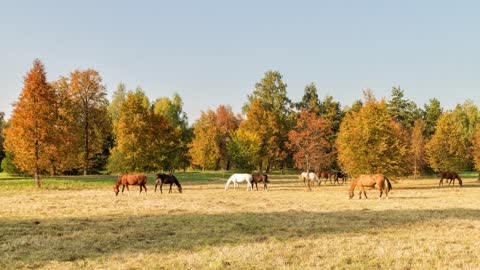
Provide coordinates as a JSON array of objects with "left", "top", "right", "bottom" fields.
[
  {"left": 348, "top": 189, "right": 354, "bottom": 199},
  {"left": 114, "top": 185, "right": 120, "bottom": 196},
  {"left": 178, "top": 185, "right": 183, "bottom": 193}
]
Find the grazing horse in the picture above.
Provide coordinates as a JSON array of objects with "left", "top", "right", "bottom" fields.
[
  {"left": 349, "top": 174, "right": 392, "bottom": 200},
  {"left": 438, "top": 171, "right": 463, "bottom": 187},
  {"left": 225, "top": 173, "right": 253, "bottom": 191},
  {"left": 114, "top": 174, "right": 148, "bottom": 196},
  {"left": 300, "top": 172, "right": 320, "bottom": 190},
  {"left": 318, "top": 171, "right": 335, "bottom": 184},
  {"left": 154, "top": 173, "right": 182, "bottom": 194},
  {"left": 251, "top": 173, "right": 269, "bottom": 190},
  {"left": 334, "top": 171, "right": 348, "bottom": 185}
]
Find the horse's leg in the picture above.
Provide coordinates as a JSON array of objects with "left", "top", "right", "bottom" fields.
[
  {"left": 126, "top": 184, "right": 130, "bottom": 196},
  {"left": 144, "top": 184, "right": 147, "bottom": 196},
  {"left": 121, "top": 185, "right": 125, "bottom": 195},
  {"left": 138, "top": 185, "right": 142, "bottom": 197},
  {"left": 169, "top": 183, "right": 173, "bottom": 193},
  {"left": 378, "top": 186, "right": 383, "bottom": 200},
  {"left": 154, "top": 183, "right": 157, "bottom": 193},
  {"left": 255, "top": 182, "right": 258, "bottom": 191},
  {"left": 439, "top": 177, "right": 443, "bottom": 187},
  {"left": 160, "top": 182, "right": 163, "bottom": 194},
  {"left": 264, "top": 182, "right": 268, "bottom": 191}
]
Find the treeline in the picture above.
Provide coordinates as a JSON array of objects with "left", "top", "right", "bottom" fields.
[{"left": 2, "top": 60, "right": 480, "bottom": 186}]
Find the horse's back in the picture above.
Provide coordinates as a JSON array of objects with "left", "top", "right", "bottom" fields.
[
  {"left": 124, "top": 174, "right": 147, "bottom": 185},
  {"left": 230, "top": 173, "right": 252, "bottom": 182}
]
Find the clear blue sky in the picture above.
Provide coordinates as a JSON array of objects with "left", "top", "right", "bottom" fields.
[{"left": 1, "top": 0, "right": 479, "bottom": 122}]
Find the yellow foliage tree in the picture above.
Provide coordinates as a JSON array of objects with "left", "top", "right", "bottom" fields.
[
  {"left": 425, "top": 111, "right": 470, "bottom": 172},
  {"left": 336, "top": 97, "right": 409, "bottom": 176}
]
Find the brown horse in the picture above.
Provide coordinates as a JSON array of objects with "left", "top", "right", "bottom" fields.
[
  {"left": 114, "top": 174, "right": 148, "bottom": 196},
  {"left": 438, "top": 171, "right": 462, "bottom": 187},
  {"left": 349, "top": 174, "right": 392, "bottom": 200},
  {"left": 318, "top": 171, "right": 335, "bottom": 184},
  {"left": 154, "top": 173, "right": 182, "bottom": 194},
  {"left": 251, "top": 173, "right": 269, "bottom": 190}
]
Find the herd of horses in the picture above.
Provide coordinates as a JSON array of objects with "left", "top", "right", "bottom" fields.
[{"left": 113, "top": 171, "right": 463, "bottom": 199}]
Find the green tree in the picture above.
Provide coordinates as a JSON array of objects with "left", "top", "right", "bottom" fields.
[
  {"left": 4, "top": 59, "right": 57, "bottom": 186},
  {"left": 422, "top": 98, "right": 443, "bottom": 138},
  {"left": 153, "top": 93, "right": 191, "bottom": 171},
  {"left": 109, "top": 83, "right": 127, "bottom": 132},
  {"left": 336, "top": 94, "right": 409, "bottom": 176},
  {"left": 321, "top": 95, "right": 343, "bottom": 133},
  {"left": 387, "top": 87, "right": 421, "bottom": 128},
  {"left": 226, "top": 129, "right": 262, "bottom": 170},
  {"left": 296, "top": 83, "right": 321, "bottom": 115}
]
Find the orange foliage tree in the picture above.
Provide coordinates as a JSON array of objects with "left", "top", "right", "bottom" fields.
[
  {"left": 69, "top": 69, "right": 111, "bottom": 175},
  {"left": 287, "top": 109, "right": 335, "bottom": 172},
  {"left": 4, "top": 59, "right": 57, "bottom": 187}
]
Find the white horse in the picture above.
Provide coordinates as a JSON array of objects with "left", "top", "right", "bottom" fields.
[
  {"left": 300, "top": 172, "right": 320, "bottom": 190},
  {"left": 225, "top": 173, "right": 253, "bottom": 191}
]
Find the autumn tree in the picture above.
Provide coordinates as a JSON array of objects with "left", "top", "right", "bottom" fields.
[
  {"left": 69, "top": 69, "right": 111, "bottom": 175},
  {"left": 242, "top": 71, "right": 293, "bottom": 172},
  {"left": 214, "top": 105, "right": 240, "bottom": 170},
  {"left": 153, "top": 93, "right": 191, "bottom": 171},
  {"left": 336, "top": 93, "right": 409, "bottom": 176},
  {"left": 410, "top": 119, "right": 427, "bottom": 179},
  {"left": 49, "top": 76, "right": 82, "bottom": 174},
  {"left": 4, "top": 59, "right": 57, "bottom": 187},
  {"left": 108, "top": 89, "right": 177, "bottom": 173},
  {"left": 472, "top": 125, "right": 480, "bottom": 178},
  {"left": 425, "top": 110, "right": 470, "bottom": 172},
  {"left": 0, "top": 112, "right": 5, "bottom": 166},
  {"left": 287, "top": 109, "right": 335, "bottom": 172},
  {"left": 188, "top": 110, "right": 221, "bottom": 170}
]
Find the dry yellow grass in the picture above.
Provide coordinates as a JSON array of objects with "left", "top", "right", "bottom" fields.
[{"left": 1, "top": 175, "right": 480, "bottom": 269}]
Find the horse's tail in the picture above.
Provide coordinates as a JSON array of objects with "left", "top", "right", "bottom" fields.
[{"left": 385, "top": 176, "right": 392, "bottom": 192}]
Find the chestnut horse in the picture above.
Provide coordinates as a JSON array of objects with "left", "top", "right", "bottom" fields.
[
  {"left": 154, "top": 173, "right": 183, "bottom": 194},
  {"left": 438, "top": 171, "right": 462, "bottom": 187},
  {"left": 349, "top": 174, "right": 392, "bottom": 200},
  {"left": 318, "top": 171, "right": 336, "bottom": 184},
  {"left": 251, "top": 172, "right": 269, "bottom": 191},
  {"left": 114, "top": 174, "right": 147, "bottom": 196}
]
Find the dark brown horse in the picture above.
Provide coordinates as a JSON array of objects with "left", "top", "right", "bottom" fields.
[
  {"left": 251, "top": 173, "right": 269, "bottom": 190},
  {"left": 154, "top": 173, "right": 182, "bottom": 194},
  {"left": 349, "top": 174, "right": 392, "bottom": 200},
  {"left": 438, "top": 171, "right": 462, "bottom": 187},
  {"left": 318, "top": 171, "right": 335, "bottom": 184},
  {"left": 114, "top": 174, "right": 148, "bottom": 196},
  {"left": 334, "top": 171, "right": 348, "bottom": 185}
]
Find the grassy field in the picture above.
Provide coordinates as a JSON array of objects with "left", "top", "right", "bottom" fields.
[{"left": 0, "top": 172, "right": 480, "bottom": 269}]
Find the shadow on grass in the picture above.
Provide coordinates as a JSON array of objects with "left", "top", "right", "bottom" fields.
[{"left": 1, "top": 208, "right": 480, "bottom": 267}]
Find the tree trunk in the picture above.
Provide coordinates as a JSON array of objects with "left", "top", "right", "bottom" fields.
[
  {"left": 83, "top": 118, "right": 89, "bottom": 176},
  {"left": 34, "top": 141, "right": 41, "bottom": 188},
  {"left": 258, "top": 160, "right": 263, "bottom": 173}
]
